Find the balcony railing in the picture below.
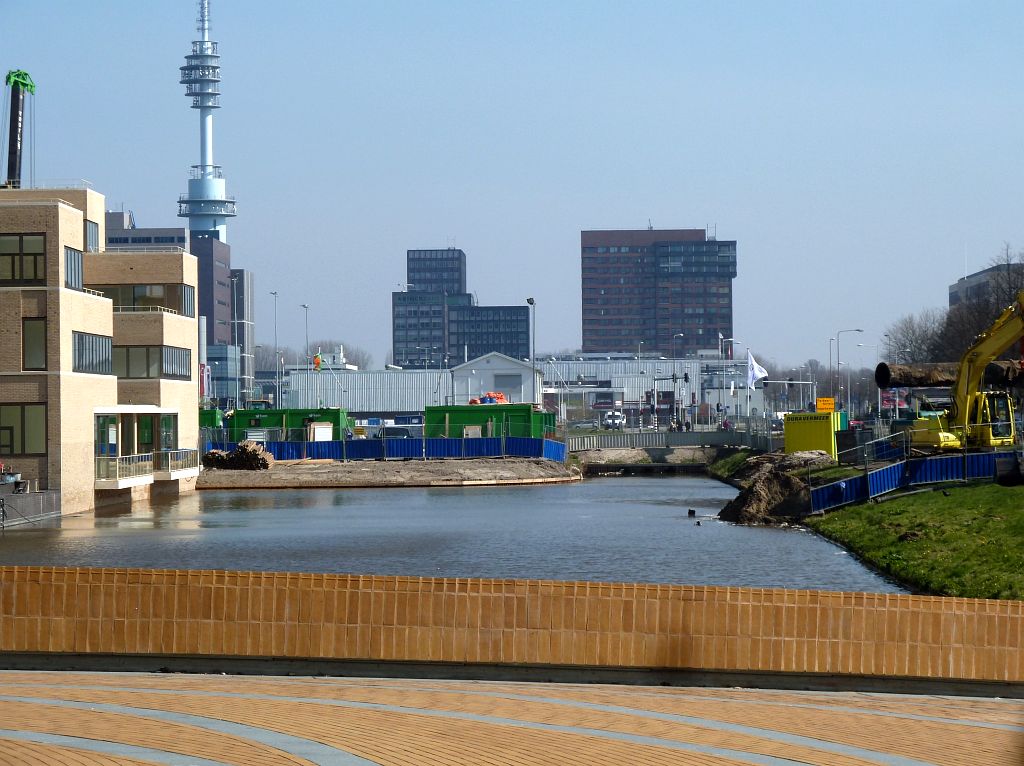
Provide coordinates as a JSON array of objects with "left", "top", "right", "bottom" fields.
[
  {"left": 113, "top": 305, "right": 180, "bottom": 315},
  {"left": 154, "top": 449, "right": 199, "bottom": 473},
  {"left": 95, "top": 454, "right": 153, "bottom": 480}
]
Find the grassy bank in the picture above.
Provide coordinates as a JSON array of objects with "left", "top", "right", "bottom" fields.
[
  {"left": 707, "top": 448, "right": 755, "bottom": 481},
  {"left": 806, "top": 483, "right": 1024, "bottom": 599}
]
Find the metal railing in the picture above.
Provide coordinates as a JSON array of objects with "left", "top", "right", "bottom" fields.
[
  {"left": 154, "top": 449, "right": 199, "bottom": 472},
  {"left": 95, "top": 453, "right": 153, "bottom": 480},
  {"left": 113, "top": 305, "right": 180, "bottom": 315},
  {"left": 104, "top": 246, "right": 187, "bottom": 254}
]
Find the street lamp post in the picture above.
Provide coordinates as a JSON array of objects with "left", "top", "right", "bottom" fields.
[
  {"left": 300, "top": 303, "right": 310, "bottom": 407},
  {"left": 270, "top": 291, "right": 280, "bottom": 406},
  {"left": 637, "top": 340, "right": 645, "bottom": 428},
  {"left": 835, "top": 328, "right": 863, "bottom": 410},
  {"left": 719, "top": 337, "right": 738, "bottom": 420},
  {"left": 829, "top": 337, "right": 835, "bottom": 398},
  {"left": 673, "top": 333, "right": 684, "bottom": 425},
  {"left": 526, "top": 298, "right": 536, "bottom": 403},
  {"left": 858, "top": 343, "right": 880, "bottom": 418}
]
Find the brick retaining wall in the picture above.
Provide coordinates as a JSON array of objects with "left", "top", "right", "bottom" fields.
[{"left": 0, "top": 567, "right": 1019, "bottom": 683}]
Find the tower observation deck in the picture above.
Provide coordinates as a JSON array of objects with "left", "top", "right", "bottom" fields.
[{"left": 178, "top": 0, "right": 236, "bottom": 241}]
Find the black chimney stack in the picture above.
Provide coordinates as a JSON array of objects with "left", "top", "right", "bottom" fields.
[{"left": 4, "top": 71, "right": 35, "bottom": 189}]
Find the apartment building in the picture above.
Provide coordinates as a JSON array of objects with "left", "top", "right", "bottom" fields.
[{"left": 0, "top": 185, "right": 200, "bottom": 517}]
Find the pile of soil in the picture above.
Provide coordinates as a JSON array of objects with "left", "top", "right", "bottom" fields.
[{"left": 719, "top": 451, "right": 834, "bottom": 525}]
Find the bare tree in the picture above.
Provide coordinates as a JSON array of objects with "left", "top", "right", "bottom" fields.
[
  {"left": 254, "top": 345, "right": 295, "bottom": 371},
  {"left": 984, "top": 243, "right": 1024, "bottom": 310},
  {"left": 882, "top": 309, "right": 945, "bottom": 364},
  {"left": 308, "top": 339, "right": 373, "bottom": 370}
]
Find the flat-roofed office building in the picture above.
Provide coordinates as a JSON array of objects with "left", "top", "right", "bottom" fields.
[{"left": 581, "top": 228, "right": 737, "bottom": 357}]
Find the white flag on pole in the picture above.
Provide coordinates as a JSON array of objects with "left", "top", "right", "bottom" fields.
[{"left": 747, "top": 350, "right": 768, "bottom": 389}]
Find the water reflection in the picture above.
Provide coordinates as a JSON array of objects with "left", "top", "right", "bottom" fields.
[{"left": 0, "top": 477, "right": 905, "bottom": 593}]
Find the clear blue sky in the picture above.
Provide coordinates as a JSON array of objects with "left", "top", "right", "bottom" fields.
[{"left": 6, "top": 1, "right": 1023, "bottom": 370}]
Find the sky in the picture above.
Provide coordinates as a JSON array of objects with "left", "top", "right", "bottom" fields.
[{"left": 5, "top": 1, "right": 1024, "bottom": 371}]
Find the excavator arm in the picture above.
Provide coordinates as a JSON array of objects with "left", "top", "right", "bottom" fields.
[{"left": 951, "top": 289, "right": 1024, "bottom": 436}]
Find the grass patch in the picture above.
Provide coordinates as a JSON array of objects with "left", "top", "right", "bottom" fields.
[
  {"left": 794, "top": 465, "right": 864, "bottom": 484},
  {"left": 708, "top": 448, "right": 755, "bottom": 480},
  {"left": 806, "top": 483, "right": 1024, "bottom": 599}
]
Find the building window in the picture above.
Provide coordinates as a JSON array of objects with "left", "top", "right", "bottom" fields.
[
  {"left": 22, "top": 318, "right": 46, "bottom": 371},
  {"left": 0, "top": 404, "right": 46, "bottom": 456},
  {"left": 0, "top": 233, "right": 45, "bottom": 285},
  {"left": 108, "top": 236, "right": 130, "bottom": 245},
  {"left": 72, "top": 332, "right": 113, "bottom": 374},
  {"left": 162, "top": 346, "right": 191, "bottom": 379},
  {"left": 113, "top": 345, "right": 191, "bottom": 380},
  {"left": 182, "top": 285, "right": 195, "bottom": 317},
  {"left": 84, "top": 220, "right": 100, "bottom": 252},
  {"left": 64, "top": 247, "right": 83, "bottom": 290}
]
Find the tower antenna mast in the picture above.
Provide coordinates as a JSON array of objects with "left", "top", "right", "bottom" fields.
[{"left": 178, "top": 0, "right": 236, "bottom": 240}]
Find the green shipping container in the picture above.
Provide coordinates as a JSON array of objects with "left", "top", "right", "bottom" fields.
[
  {"left": 424, "top": 403, "right": 555, "bottom": 439},
  {"left": 224, "top": 407, "right": 353, "bottom": 442},
  {"left": 199, "top": 408, "right": 224, "bottom": 428}
]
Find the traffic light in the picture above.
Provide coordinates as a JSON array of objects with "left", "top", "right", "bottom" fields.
[
  {"left": 683, "top": 372, "right": 689, "bottom": 383},
  {"left": 313, "top": 353, "right": 322, "bottom": 372}
]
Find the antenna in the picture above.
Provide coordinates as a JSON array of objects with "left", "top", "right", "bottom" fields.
[
  {"left": 178, "top": 0, "right": 236, "bottom": 240},
  {"left": 648, "top": 218, "right": 653, "bottom": 230}
]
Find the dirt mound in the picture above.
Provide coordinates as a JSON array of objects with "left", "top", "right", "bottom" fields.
[{"left": 719, "top": 451, "right": 832, "bottom": 525}]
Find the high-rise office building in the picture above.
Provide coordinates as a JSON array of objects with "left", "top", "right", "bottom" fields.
[
  {"left": 230, "top": 268, "right": 254, "bottom": 401},
  {"left": 391, "top": 248, "right": 529, "bottom": 367},
  {"left": 581, "top": 228, "right": 737, "bottom": 356}
]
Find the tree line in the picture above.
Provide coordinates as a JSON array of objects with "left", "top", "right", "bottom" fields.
[{"left": 884, "top": 244, "right": 1024, "bottom": 364}]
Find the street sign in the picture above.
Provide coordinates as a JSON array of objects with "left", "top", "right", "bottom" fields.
[{"left": 816, "top": 397, "right": 835, "bottom": 413}]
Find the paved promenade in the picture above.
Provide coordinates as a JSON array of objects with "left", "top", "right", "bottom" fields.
[{"left": 0, "top": 671, "right": 1017, "bottom": 765}]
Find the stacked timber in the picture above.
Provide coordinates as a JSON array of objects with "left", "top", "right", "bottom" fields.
[
  {"left": 875, "top": 361, "right": 1024, "bottom": 389},
  {"left": 202, "top": 440, "right": 275, "bottom": 470}
]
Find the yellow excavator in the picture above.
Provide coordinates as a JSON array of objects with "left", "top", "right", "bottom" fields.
[{"left": 876, "top": 290, "right": 1023, "bottom": 451}]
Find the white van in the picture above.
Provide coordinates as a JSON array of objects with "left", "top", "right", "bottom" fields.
[{"left": 602, "top": 411, "right": 625, "bottom": 430}]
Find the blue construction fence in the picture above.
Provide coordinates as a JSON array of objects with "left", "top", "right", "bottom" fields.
[
  {"left": 204, "top": 437, "right": 567, "bottom": 464},
  {"left": 810, "top": 450, "right": 1017, "bottom": 513}
]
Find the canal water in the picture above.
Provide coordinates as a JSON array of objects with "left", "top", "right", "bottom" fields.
[{"left": 0, "top": 477, "right": 904, "bottom": 593}]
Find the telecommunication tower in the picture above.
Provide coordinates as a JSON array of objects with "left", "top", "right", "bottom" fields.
[{"left": 178, "top": 0, "right": 236, "bottom": 241}]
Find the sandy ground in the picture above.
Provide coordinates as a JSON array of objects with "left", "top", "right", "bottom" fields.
[
  {"left": 575, "top": 446, "right": 717, "bottom": 464},
  {"left": 197, "top": 457, "right": 580, "bottom": 489}
]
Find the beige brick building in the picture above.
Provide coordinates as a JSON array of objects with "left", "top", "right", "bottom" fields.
[{"left": 0, "top": 185, "right": 199, "bottom": 517}]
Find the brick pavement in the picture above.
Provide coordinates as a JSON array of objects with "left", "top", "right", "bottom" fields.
[{"left": 0, "top": 671, "right": 1017, "bottom": 765}]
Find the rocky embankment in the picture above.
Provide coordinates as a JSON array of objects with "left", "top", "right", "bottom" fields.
[
  {"left": 718, "top": 451, "right": 834, "bottom": 525},
  {"left": 197, "top": 457, "right": 580, "bottom": 489}
]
